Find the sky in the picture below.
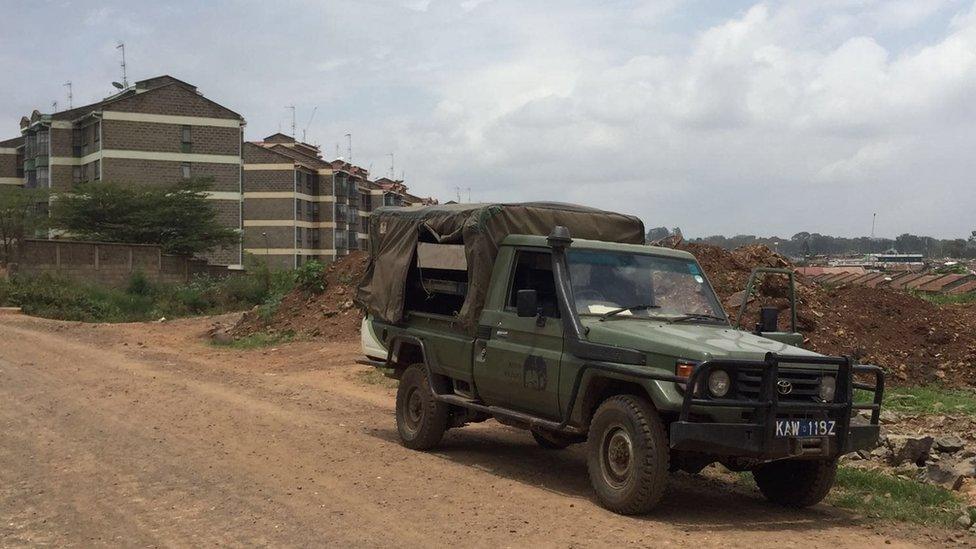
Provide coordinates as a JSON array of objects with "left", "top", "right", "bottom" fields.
[{"left": 2, "top": 0, "right": 975, "bottom": 239}]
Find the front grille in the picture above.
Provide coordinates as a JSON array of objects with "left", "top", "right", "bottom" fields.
[{"left": 735, "top": 369, "right": 826, "bottom": 403}]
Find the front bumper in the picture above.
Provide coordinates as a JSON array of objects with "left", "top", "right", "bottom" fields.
[{"left": 668, "top": 353, "right": 885, "bottom": 460}]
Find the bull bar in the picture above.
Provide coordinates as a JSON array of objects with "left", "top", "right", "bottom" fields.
[{"left": 670, "top": 352, "right": 885, "bottom": 459}]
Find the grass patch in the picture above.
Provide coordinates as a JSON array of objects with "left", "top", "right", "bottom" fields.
[
  {"left": 828, "top": 467, "right": 967, "bottom": 527},
  {"left": 0, "top": 266, "right": 295, "bottom": 323},
  {"left": 211, "top": 331, "right": 296, "bottom": 350},
  {"left": 857, "top": 385, "right": 976, "bottom": 416},
  {"left": 356, "top": 368, "right": 398, "bottom": 388},
  {"left": 913, "top": 291, "right": 976, "bottom": 305}
]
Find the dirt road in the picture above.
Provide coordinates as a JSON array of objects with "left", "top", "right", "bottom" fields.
[{"left": 0, "top": 314, "right": 956, "bottom": 547}]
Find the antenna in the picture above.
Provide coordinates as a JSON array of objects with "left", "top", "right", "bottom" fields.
[
  {"left": 344, "top": 133, "right": 352, "bottom": 162},
  {"left": 64, "top": 82, "right": 73, "bottom": 109},
  {"left": 456, "top": 186, "right": 461, "bottom": 202},
  {"left": 467, "top": 187, "right": 471, "bottom": 202},
  {"left": 51, "top": 100, "right": 58, "bottom": 113},
  {"left": 871, "top": 212, "right": 877, "bottom": 239},
  {"left": 301, "top": 106, "right": 317, "bottom": 143},
  {"left": 285, "top": 105, "right": 296, "bottom": 138},
  {"left": 116, "top": 42, "right": 128, "bottom": 88},
  {"left": 387, "top": 153, "right": 395, "bottom": 178}
]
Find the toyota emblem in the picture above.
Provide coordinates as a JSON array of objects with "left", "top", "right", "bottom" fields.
[{"left": 776, "top": 379, "right": 793, "bottom": 395}]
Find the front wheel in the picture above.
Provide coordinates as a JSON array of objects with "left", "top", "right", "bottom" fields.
[
  {"left": 395, "top": 365, "right": 449, "bottom": 450},
  {"left": 752, "top": 458, "right": 838, "bottom": 507},
  {"left": 586, "top": 395, "right": 669, "bottom": 515}
]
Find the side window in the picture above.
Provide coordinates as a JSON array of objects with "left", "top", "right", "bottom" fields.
[{"left": 506, "top": 250, "right": 559, "bottom": 318}]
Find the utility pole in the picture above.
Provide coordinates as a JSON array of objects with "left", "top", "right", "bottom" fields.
[
  {"left": 871, "top": 212, "right": 877, "bottom": 239},
  {"left": 344, "top": 133, "right": 352, "bottom": 162},
  {"left": 116, "top": 42, "right": 128, "bottom": 88},
  {"left": 285, "top": 105, "right": 296, "bottom": 139},
  {"left": 64, "top": 82, "right": 73, "bottom": 109}
]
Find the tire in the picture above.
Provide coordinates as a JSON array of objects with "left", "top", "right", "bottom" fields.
[
  {"left": 586, "top": 395, "right": 669, "bottom": 515},
  {"left": 752, "top": 458, "right": 838, "bottom": 508},
  {"left": 532, "top": 430, "right": 571, "bottom": 450},
  {"left": 395, "top": 365, "right": 449, "bottom": 450}
]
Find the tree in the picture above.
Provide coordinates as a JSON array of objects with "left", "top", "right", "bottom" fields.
[
  {"left": 50, "top": 178, "right": 239, "bottom": 256},
  {"left": 0, "top": 187, "right": 48, "bottom": 264}
]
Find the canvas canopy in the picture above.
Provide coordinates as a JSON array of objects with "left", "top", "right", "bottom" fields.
[{"left": 356, "top": 202, "right": 645, "bottom": 331}]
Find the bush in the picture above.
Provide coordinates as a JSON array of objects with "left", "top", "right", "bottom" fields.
[
  {"left": 0, "top": 268, "right": 298, "bottom": 323},
  {"left": 295, "top": 260, "right": 326, "bottom": 294}
]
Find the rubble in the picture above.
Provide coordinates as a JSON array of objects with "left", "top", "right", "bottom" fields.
[
  {"left": 232, "top": 252, "right": 369, "bottom": 341},
  {"left": 674, "top": 241, "right": 976, "bottom": 387},
  {"left": 887, "top": 435, "right": 933, "bottom": 466}
]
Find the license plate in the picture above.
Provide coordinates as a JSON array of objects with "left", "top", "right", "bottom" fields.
[{"left": 775, "top": 419, "right": 836, "bottom": 438}]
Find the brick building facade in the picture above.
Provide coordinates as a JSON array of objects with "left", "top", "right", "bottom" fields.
[
  {"left": 0, "top": 136, "right": 24, "bottom": 186},
  {"left": 242, "top": 134, "right": 433, "bottom": 269},
  {"left": 18, "top": 76, "right": 245, "bottom": 266}
]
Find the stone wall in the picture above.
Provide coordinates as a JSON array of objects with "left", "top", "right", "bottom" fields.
[{"left": 12, "top": 239, "right": 237, "bottom": 287}]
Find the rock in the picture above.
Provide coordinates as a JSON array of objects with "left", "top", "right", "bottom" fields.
[
  {"left": 958, "top": 514, "right": 972, "bottom": 528},
  {"left": 871, "top": 444, "right": 893, "bottom": 462},
  {"left": 955, "top": 458, "right": 976, "bottom": 478},
  {"left": 922, "top": 463, "right": 965, "bottom": 490},
  {"left": 887, "top": 435, "right": 934, "bottom": 466},
  {"left": 879, "top": 410, "right": 899, "bottom": 423},
  {"left": 211, "top": 331, "right": 233, "bottom": 345},
  {"left": 937, "top": 436, "right": 968, "bottom": 454}
]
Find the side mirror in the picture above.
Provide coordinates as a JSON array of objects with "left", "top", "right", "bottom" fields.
[{"left": 516, "top": 289, "right": 539, "bottom": 318}]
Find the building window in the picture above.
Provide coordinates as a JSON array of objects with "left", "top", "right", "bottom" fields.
[
  {"left": 93, "top": 160, "right": 101, "bottom": 181},
  {"left": 335, "top": 230, "right": 348, "bottom": 250},
  {"left": 312, "top": 202, "right": 320, "bottom": 218},
  {"left": 361, "top": 217, "right": 369, "bottom": 233},
  {"left": 180, "top": 125, "right": 192, "bottom": 153},
  {"left": 72, "top": 166, "right": 83, "bottom": 184},
  {"left": 37, "top": 130, "right": 50, "bottom": 154},
  {"left": 295, "top": 198, "right": 303, "bottom": 219},
  {"left": 180, "top": 162, "right": 191, "bottom": 180},
  {"left": 311, "top": 230, "right": 320, "bottom": 248},
  {"left": 296, "top": 227, "right": 303, "bottom": 247},
  {"left": 37, "top": 167, "right": 49, "bottom": 188},
  {"left": 306, "top": 201, "right": 313, "bottom": 218},
  {"left": 93, "top": 121, "right": 101, "bottom": 147}
]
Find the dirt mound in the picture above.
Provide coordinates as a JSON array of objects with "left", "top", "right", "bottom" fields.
[
  {"left": 678, "top": 242, "right": 976, "bottom": 387},
  {"left": 233, "top": 252, "right": 368, "bottom": 341}
]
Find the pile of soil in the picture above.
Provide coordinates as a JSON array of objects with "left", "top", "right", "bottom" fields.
[
  {"left": 678, "top": 242, "right": 976, "bottom": 386},
  {"left": 233, "top": 252, "right": 369, "bottom": 341}
]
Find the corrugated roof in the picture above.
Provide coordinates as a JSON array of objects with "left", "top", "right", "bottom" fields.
[
  {"left": 904, "top": 274, "right": 940, "bottom": 290},
  {"left": 948, "top": 280, "right": 976, "bottom": 295}
]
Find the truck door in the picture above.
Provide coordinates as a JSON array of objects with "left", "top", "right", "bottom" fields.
[{"left": 475, "top": 249, "right": 563, "bottom": 419}]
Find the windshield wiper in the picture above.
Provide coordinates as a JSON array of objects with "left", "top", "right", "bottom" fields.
[
  {"left": 599, "top": 303, "right": 661, "bottom": 321},
  {"left": 667, "top": 313, "right": 727, "bottom": 324}
]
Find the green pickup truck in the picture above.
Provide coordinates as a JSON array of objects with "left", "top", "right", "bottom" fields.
[{"left": 356, "top": 202, "right": 884, "bottom": 514}]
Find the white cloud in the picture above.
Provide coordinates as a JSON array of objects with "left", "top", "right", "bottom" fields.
[{"left": 3, "top": 0, "right": 975, "bottom": 237}]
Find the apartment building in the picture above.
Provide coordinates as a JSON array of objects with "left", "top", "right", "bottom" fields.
[
  {"left": 0, "top": 136, "right": 24, "bottom": 186},
  {"left": 18, "top": 75, "right": 245, "bottom": 265},
  {"left": 242, "top": 134, "right": 434, "bottom": 269}
]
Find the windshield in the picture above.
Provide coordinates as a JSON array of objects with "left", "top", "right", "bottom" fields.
[{"left": 567, "top": 249, "right": 725, "bottom": 321}]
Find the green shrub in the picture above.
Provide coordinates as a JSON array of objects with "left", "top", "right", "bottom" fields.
[
  {"left": 295, "top": 260, "right": 326, "bottom": 294},
  {"left": 126, "top": 271, "right": 154, "bottom": 296}
]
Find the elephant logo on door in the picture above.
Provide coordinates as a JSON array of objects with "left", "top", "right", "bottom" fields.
[{"left": 522, "top": 355, "right": 547, "bottom": 391}]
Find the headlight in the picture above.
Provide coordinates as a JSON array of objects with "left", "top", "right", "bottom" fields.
[
  {"left": 707, "top": 370, "right": 731, "bottom": 398},
  {"left": 819, "top": 376, "right": 836, "bottom": 402}
]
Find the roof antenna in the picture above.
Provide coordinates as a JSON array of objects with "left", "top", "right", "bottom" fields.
[
  {"left": 344, "top": 133, "right": 352, "bottom": 162},
  {"left": 51, "top": 100, "right": 58, "bottom": 113},
  {"left": 64, "top": 81, "right": 73, "bottom": 109},
  {"left": 116, "top": 42, "right": 128, "bottom": 88},
  {"left": 387, "top": 153, "right": 395, "bottom": 178},
  {"left": 285, "top": 105, "right": 296, "bottom": 139},
  {"left": 301, "top": 106, "right": 317, "bottom": 143}
]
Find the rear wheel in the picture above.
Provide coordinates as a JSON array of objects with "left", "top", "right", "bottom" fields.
[
  {"left": 752, "top": 458, "right": 837, "bottom": 507},
  {"left": 395, "top": 365, "right": 449, "bottom": 450},
  {"left": 586, "top": 395, "right": 669, "bottom": 514}
]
